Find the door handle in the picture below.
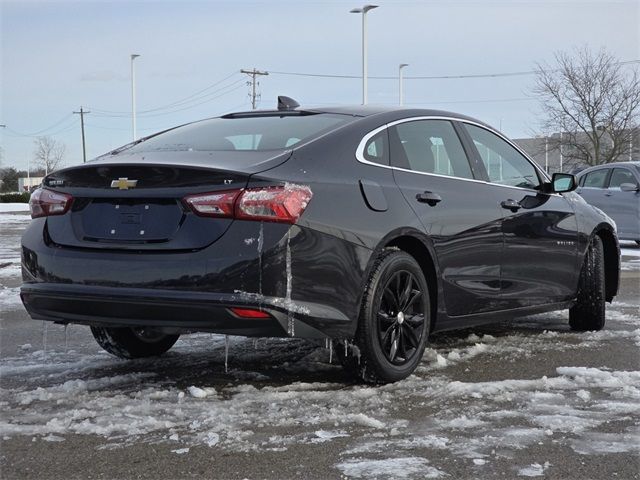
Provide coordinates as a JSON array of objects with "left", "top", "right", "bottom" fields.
[
  {"left": 501, "top": 199, "right": 522, "bottom": 212},
  {"left": 416, "top": 191, "right": 442, "bottom": 206}
]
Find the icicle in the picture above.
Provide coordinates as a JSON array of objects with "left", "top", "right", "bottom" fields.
[
  {"left": 285, "top": 229, "right": 294, "bottom": 337},
  {"left": 344, "top": 339, "right": 348, "bottom": 357},
  {"left": 224, "top": 335, "right": 230, "bottom": 373},
  {"left": 329, "top": 340, "right": 333, "bottom": 364},
  {"left": 253, "top": 338, "right": 259, "bottom": 350},
  {"left": 257, "top": 223, "right": 264, "bottom": 297},
  {"left": 42, "top": 321, "right": 48, "bottom": 357},
  {"left": 64, "top": 324, "right": 69, "bottom": 350}
]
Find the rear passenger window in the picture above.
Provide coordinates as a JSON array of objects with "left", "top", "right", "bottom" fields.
[
  {"left": 582, "top": 169, "right": 609, "bottom": 188},
  {"left": 609, "top": 168, "right": 637, "bottom": 188},
  {"left": 390, "top": 120, "right": 474, "bottom": 179}
]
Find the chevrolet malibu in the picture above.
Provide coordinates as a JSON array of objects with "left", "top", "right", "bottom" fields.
[{"left": 21, "top": 98, "right": 620, "bottom": 383}]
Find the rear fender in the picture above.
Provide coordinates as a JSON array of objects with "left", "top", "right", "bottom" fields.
[{"left": 362, "top": 228, "right": 444, "bottom": 331}]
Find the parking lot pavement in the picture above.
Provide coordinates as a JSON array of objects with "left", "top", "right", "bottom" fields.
[{"left": 1, "top": 210, "right": 639, "bottom": 479}]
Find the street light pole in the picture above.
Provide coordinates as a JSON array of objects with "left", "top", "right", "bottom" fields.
[
  {"left": 545, "top": 136, "right": 549, "bottom": 173},
  {"left": 559, "top": 131, "right": 563, "bottom": 172},
  {"left": 398, "top": 63, "right": 409, "bottom": 106},
  {"left": 130, "top": 54, "right": 140, "bottom": 141},
  {"left": 350, "top": 5, "right": 378, "bottom": 105}
]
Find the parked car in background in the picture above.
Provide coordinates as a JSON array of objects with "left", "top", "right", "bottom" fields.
[
  {"left": 576, "top": 161, "right": 640, "bottom": 245},
  {"left": 21, "top": 99, "right": 621, "bottom": 383}
]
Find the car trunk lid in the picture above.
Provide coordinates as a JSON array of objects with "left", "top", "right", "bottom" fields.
[{"left": 43, "top": 150, "right": 291, "bottom": 251}]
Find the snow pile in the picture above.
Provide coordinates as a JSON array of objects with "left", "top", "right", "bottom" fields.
[
  {"left": 336, "top": 457, "right": 445, "bottom": 479},
  {"left": 518, "top": 462, "right": 551, "bottom": 477}
]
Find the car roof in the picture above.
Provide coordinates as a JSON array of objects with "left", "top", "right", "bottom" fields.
[
  {"left": 227, "top": 104, "right": 493, "bottom": 128},
  {"left": 577, "top": 161, "right": 640, "bottom": 175}
]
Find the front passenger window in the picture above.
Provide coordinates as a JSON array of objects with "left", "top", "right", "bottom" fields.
[
  {"left": 465, "top": 124, "right": 541, "bottom": 190},
  {"left": 582, "top": 170, "right": 608, "bottom": 188}
]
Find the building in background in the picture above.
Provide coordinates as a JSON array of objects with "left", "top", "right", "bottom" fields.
[
  {"left": 18, "top": 177, "right": 43, "bottom": 192},
  {"left": 514, "top": 127, "right": 640, "bottom": 174}
]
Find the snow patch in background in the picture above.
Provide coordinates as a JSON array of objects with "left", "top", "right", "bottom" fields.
[{"left": 0, "top": 203, "right": 30, "bottom": 213}]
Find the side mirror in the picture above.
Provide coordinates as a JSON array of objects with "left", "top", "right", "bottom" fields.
[
  {"left": 551, "top": 173, "right": 577, "bottom": 193},
  {"left": 620, "top": 182, "right": 640, "bottom": 192}
]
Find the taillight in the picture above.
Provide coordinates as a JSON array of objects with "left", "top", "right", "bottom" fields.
[
  {"left": 183, "top": 184, "right": 312, "bottom": 224},
  {"left": 236, "top": 184, "right": 312, "bottom": 223},
  {"left": 182, "top": 190, "right": 241, "bottom": 218},
  {"left": 29, "top": 188, "right": 73, "bottom": 219}
]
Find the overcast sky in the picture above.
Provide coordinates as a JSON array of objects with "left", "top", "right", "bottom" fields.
[{"left": 1, "top": 0, "right": 639, "bottom": 171}]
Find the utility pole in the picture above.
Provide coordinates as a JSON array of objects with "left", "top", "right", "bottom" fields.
[
  {"left": 241, "top": 68, "right": 268, "bottom": 110},
  {"left": 73, "top": 106, "right": 90, "bottom": 163},
  {"left": 131, "top": 54, "right": 141, "bottom": 140}
]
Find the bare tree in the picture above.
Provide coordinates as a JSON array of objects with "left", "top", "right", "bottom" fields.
[
  {"left": 534, "top": 47, "right": 640, "bottom": 169},
  {"left": 33, "top": 136, "right": 66, "bottom": 174}
]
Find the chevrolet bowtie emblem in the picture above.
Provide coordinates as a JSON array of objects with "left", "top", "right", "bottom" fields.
[{"left": 111, "top": 178, "right": 138, "bottom": 190}]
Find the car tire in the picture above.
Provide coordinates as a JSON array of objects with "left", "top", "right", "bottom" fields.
[
  {"left": 91, "top": 326, "right": 179, "bottom": 359},
  {"left": 569, "top": 235, "right": 606, "bottom": 331},
  {"left": 341, "top": 249, "right": 431, "bottom": 384}
]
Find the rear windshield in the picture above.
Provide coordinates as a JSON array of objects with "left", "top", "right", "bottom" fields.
[{"left": 126, "top": 113, "right": 351, "bottom": 153}]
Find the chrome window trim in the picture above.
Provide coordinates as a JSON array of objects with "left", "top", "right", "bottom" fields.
[{"left": 354, "top": 115, "right": 557, "bottom": 195}]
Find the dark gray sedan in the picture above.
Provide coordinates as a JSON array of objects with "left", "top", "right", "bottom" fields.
[
  {"left": 576, "top": 161, "right": 640, "bottom": 244},
  {"left": 20, "top": 101, "right": 621, "bottom": 383}
]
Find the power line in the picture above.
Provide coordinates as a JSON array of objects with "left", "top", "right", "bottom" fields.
[
  {"left": 267, "top": 60, "right": 640, "bottom": 81},
  {"left": 268, "top": 69, "right": 537, "bottom": 80},
  {"left": 90, "top": 79, "right": 246, "bottom": 118},
  {"left": 407, "top": 96, "right": 538, "bottom": 105},
  {"left": 125, "top": 83, "right": 246, "bottom": 118},
  {"left": 4, "top": 114, "right": 75, "bottom": 137},
  {"left": 90, "top": 71, "right": 242, "bottom": 116},
  {"left": 137, "top": 71, "right": 242, "bottom": 114}
]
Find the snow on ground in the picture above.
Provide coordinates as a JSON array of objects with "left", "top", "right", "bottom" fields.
[
  {"left": 620, "top": 243, "right": 640, "bottom": 272},
  {"left": 0, "top": 211, "right": 29, "bottom": 307},
  {"left": 1, "top": 311, "right": 639, "bottom": 478},
  {"left": 0, "top": 203, "right": 30, "bottom": 213},
  {"left": 1, "top": 209, "right": 639, "bottom": 478}
]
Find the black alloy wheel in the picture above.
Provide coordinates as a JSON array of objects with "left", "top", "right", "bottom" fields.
[
  {"left": 344, "top": 249, "right": 431, "bottom": 384},
  {"left": 377, "top": 270, "right": 425, "bottom": 365}
]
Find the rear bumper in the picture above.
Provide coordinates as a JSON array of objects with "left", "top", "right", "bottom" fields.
[{"left": 20, "top": 283, "right": 351, "bottom": 338}]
